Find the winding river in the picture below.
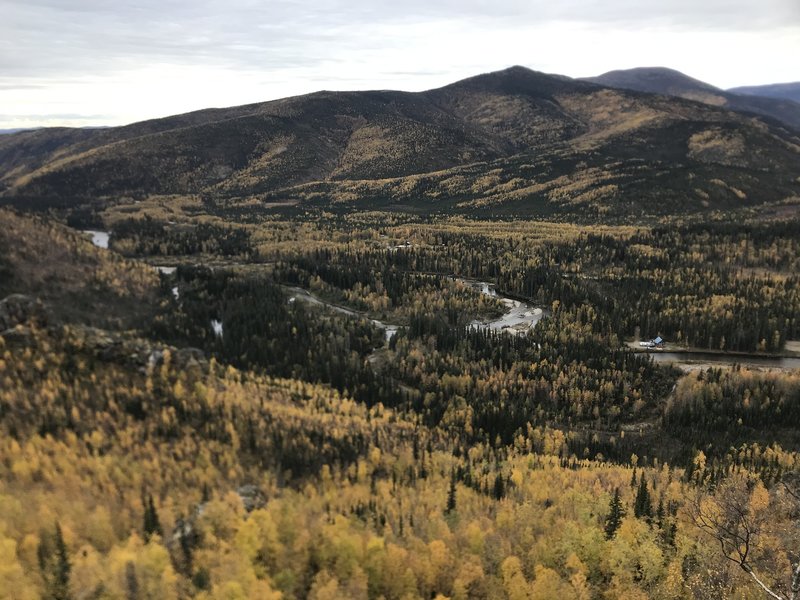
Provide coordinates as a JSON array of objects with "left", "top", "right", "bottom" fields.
[
  {"left": 287, "top": 287, "right": 400, "bottom": 342},
  {"left": 87, "top": 241, "right": 796, "bottom": 370},
  {"left": 457, "top": 279, "right": 547, "bottom": 335},
  {"left": 287, "top": 279, "right": 547, "bottom": 343},
  {"left": 81, "top": 234, "right": 546, "bottom": 341},
  {"left": 288, "top": 280, "right": 796, "bottom": 370}
]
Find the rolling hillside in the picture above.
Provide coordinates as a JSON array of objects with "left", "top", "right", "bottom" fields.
[
  {"left": 1, "top": 66, "right": 799, "bottom": 220},
  {"left": 729, "top": 82, "right": 800, "bottom": 104},
  {"left": 584, "top": 67, "right": 800, "bottom": 130},
  {"left": 0, "top": 208, "right": 159, "bottom": 328}
]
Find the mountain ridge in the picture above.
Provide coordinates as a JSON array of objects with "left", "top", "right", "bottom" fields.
[
  {"left": 1, "top": 65, "right": 799, "bottom": 220},
  {"left": 729, "top": 81, "right": 800, "bottom": 104},
  {"left": 583, "top": 66, "right": 800, "bottom": 130}
]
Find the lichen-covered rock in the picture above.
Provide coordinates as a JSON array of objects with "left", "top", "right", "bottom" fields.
[
  {"left": 64, "top": 325, "right": 208, "bottom": 373},
  {"left": 237, "top": 484, "right": 267, "bottom": 512},
  {"left": 175, "top": 347, "right": 206, "bottom": 370},
  {"left": 0, "top": 294, "right": 46, "bottom": 332}
]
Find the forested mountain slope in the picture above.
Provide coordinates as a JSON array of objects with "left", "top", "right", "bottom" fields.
[
  {"left": 729, "top": 81, "right": 800, "bottom": 104},
  {"left": 2, "top": 66, "right": 799, "bottom": 220},
  {"left": 0, "top": 208, "right": 158, "bottom": 328},
  {"left": 585, "top": 67, "right": 800, "bottom": 130}
]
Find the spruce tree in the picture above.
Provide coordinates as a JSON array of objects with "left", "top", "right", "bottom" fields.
[
  {"left": 144, "top": 494, "right": 163, "bottom": 541},
  {"left": 38, "top": 522, "right": 72, "bottom": 600},
  {"left": 604, "top": 488, "right": 625, "bottom": 539},
  {"left": 493, "top": 472, "right": 506, "bottom": 500},
  {"left": 53, "top": 523, "right": 72, "bottom": 600},
  {"left": 445, "top": 471, "right": 457, "bottom": 514},
  {"left": 634, "top": 477, "right": 652, "bottom": 520}
]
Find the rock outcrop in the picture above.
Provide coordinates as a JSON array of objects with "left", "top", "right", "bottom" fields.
[
  {"left": 0, "top": 293, "right": 207, "bottom": 373},
  {"left": 0, "top": 294, "right": 46, "bottom": 332}
]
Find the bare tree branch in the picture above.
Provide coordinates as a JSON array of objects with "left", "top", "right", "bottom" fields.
[
  {"left": 690, "top": 475, "right": 791, "bottom": 600},
  {"left": 790, "top": 562, "right": 800, "bottom": 600},
  {"left": 744, "top": 565, "right": 786, "bottom": 600}
]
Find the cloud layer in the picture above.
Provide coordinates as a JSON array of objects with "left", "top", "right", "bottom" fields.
[{"left": 1, "top": 0, "right": 798, "bottom": 127}]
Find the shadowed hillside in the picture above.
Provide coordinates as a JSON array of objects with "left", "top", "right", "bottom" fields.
[
  {"left": 1, "top": 66, "right": 799, "bottom": 220},
  {"left": 729, "top": 82, "right": 800, "bottom": 104},
  {"left": 584, "top": 67, "right": 800, "bottom": 130},
  {"left": 0, "top": 208, "right": 159, "bottom": 328}
]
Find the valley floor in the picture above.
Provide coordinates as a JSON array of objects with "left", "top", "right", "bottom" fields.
[{"left": 2, "top": 206, "right": 800, "bottom": 599}]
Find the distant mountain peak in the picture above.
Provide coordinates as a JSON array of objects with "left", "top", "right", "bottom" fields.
[
  {"left": 728, "top": 82, "right": 800, "bottom": 104},
  {"left": 585, "top": 67, "right": 721, "bottom": 94},
  {"left": 583, "top": 67, "right": 800, "bottom": 129},
  {"left": 434, "top": 65, "right": 594, "bottom": 98},
  {"left": 1, "top": 64, "right": 799, "bottom": 221}
]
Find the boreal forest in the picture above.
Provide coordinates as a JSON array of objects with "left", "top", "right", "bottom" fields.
[{"left": 1, "top": 65, "right": 800, "bottom": 599}]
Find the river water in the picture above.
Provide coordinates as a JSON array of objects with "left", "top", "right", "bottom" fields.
[
  {"left": 287, "top": 279, "right": 546, "bottom": 343},
  {"left": 287, "top": 287, "right": 399, "bottom": 342},
  {"left": 64, "top": 238, "right": 800, "bottom": 368},
  {"left": 83, "top": 230, "right": 110, "bottom": 249},
  {"left": 648, "top": 352, "right": 800, "bottom": 370},
  {"left": 457, "top": 279, "right": 547, "bottom": 335},
  {"left": 69, "top": 235, "right": 792, "bottom": 367}
]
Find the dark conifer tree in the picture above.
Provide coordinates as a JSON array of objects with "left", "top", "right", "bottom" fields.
[
  {"left": 445, "top": 471, "right": 457, "bottom": 514},
  {"left": 144, "top": 494, "right": 163, "bottom": 541},
  {"left": 38, "top": 522, "right": 72, "bottom": 600},
  {"left": 493, "top": 473, "right": 506, "bottom": 500},
  {"left": 604, "top": 488, "right": 625, "bottom": 540},
  {"left": 634, "top": 477, "right": 652, "bottom": 520}
]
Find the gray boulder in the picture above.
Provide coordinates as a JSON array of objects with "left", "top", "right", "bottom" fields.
[{"left": 0, "top": 294, "right": 46, "bottom": 332}]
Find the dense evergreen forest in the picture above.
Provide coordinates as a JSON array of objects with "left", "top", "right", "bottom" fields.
[
  {"left": 113, "top": 211, "right": 800, "bottom": 353},
  {"left": 2, "top": 205, "right": 800, "bottom": 599}
]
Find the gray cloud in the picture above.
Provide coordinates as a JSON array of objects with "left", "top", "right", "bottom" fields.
[
  {"left": 3, "top": 0, "right": 798, "bottom": 78},
  {"left": 1, "top": 0, "right": 798, "bottom": 127},
  {"left": 0, "top": 112, "right": 110, "bottom": 120}
]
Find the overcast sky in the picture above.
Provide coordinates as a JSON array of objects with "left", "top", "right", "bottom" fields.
[{"left": 1, "top": 0, "right": 798, "bottom": 129}]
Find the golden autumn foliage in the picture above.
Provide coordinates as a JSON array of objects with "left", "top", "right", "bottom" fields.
[
  {"left": 2, "top": 205, "right": 800, "bottom": 599},
  {"left": 3, "top": 318, "right": 800, "bottom": 598}
]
